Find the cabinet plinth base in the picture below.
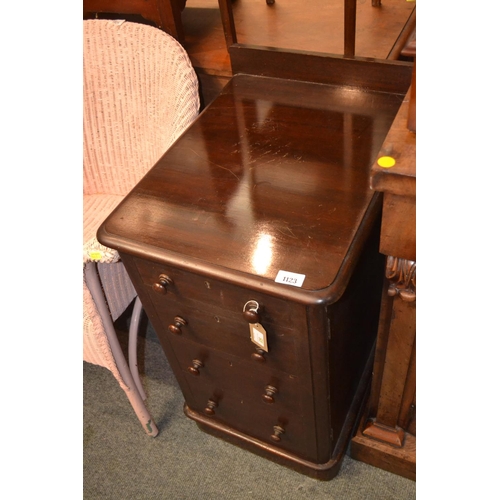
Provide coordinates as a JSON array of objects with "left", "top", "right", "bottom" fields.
[
  {"left": 183, "top": 343, "right": 374, "bottom": 481},
  {"left": 184, "top": 404, "right": 344, "bottom": 481}
]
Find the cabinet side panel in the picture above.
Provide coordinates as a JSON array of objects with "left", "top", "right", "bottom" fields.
[
  {"left": 306, "top": 305, "right": 334, "bottom": 464},
  {"left": 328, "top": 217, "right": 384, "bottom": 447}
]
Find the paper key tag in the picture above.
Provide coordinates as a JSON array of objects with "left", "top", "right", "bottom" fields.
[{"left": 249, "top": 322, "right": 268, "bottom": 352}]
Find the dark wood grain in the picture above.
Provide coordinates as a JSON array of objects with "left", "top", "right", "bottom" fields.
[
  {"left": 229, "top": 45, "right": 413, "bottom": 92},
  {"left": 98, "top": 73, "right": 407, "bottom": 479},
  {"left": 98, "top": 75, "right": 405, "bottom": 301}
]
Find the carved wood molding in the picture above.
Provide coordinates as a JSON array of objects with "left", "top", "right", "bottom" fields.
[{"left": 386, "top": 256, "right": 416, "bottom": 302}]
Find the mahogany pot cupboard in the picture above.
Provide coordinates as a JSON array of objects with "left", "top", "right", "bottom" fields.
[{"left": 97, "top": 66, "right": 412, "bottom": 478}]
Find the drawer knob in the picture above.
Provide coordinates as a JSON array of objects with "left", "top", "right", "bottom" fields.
[
  {"left": 251, "top": 348, "right": 266, "bottom": 363},
  {"left": 270, "top": 425, "right": 285, "bottom": 442},
  {"left": 168, "top": 316, "right": 187, "bottom": 335},
  {"left": 262, "top": 385, "right": 278, "bottom": 404},
  {"left": 243, "top": 300, "right": 261, "bottom": 323},
  {"left": 188, "top": 359, "right": 204, "bottom": 376},
  {"left": 204, "top": 399, "right": 218, "bottom": 416},
  {"left": 153, "top": 274, "right": 173, "bottom": 295}
]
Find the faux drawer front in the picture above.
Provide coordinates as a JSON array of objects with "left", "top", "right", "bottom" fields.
[
  {"left": 151, "top": 297, "right": 304, "bottom": 376},
  {"left": 174, "top": 340, "right": 318, "bottom": 462},
  {"left": 170, "top": 336, "right": 309, "bottom": 417},
  {"left": 134, "top": 258, "right": 309, "bottom": 377},
  {"left": 133, "top": 257, "right": 305, "bottom": 328}
]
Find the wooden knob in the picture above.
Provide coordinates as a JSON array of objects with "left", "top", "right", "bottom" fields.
[
  {"left": 168, "top": 316, "right": 187, "bottom": 335},
  {"left": 152, "top": 274, "right": 173, "bottom": 294},
  {"left": 243, "top": 309, "right": 260, "bottom": 323},
  {"left": 262, "top": 385, "right": 278, "bottom": 404},
  {"left": 204, "top": 399, "right": 218, "bottom": 416},
  {"left": 242, "top": 300, "right": 261, "bottom": 323},
  {"left": 188, "top": 359, "right": 204, "bottom": 376},
  {"left": 251, "top": 349, "right": 266, "bottom": 363},
  {"left": 270, "top": 425, "right": 285, "bottom": 442}
]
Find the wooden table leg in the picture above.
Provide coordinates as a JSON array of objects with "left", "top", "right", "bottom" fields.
[{"left": 350, "top": 256, "right": 416, "bottom": 480}]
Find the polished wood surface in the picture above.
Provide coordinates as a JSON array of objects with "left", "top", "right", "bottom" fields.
[
  {"left": 98, "top": 72, "right": 409, "bottom": 479},
  {"left": 350, "top": 89, "right": 416, "bottom": 481},
  {"left": 98, "top": 75, "right": 406, "bottom": 299}
]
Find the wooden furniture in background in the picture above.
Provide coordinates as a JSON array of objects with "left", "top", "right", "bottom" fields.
[
  {"left": 387, "top": 7, "right": 416, "bottom": 61},
  {"left": 217, "top": 0, "right": 359, "bottom": 65},
  {"left": 349, "top": 86, "right": 416, "bottom": 481},
  {"left": 83, "top": 1, "right": 416, "bottom": 107},
  {"left": 215, "top": 0, "right": 413, "bottom": 90},
  {"left": 401, "top": 31, "right": 416, "bottom": 132},
  {"left": 83, "top": 0, "right": 186, "bottom": 41}
]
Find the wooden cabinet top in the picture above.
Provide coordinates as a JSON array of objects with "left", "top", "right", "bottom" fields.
[
  {"left": 370, "top": 91, "right": 416, "bottom": 198},
  {"left": 98, "top": 75, "right": 406, "bottom": 303}
]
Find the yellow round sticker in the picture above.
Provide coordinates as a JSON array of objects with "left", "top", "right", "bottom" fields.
[
  {"left": 89, "top": 251, "right": 102, "bottom": 261},
  {"left": 377, "top": 156, "right": 396, "bottom": 168}
]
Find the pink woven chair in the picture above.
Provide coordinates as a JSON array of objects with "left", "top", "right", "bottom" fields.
[{"left": 83, "top": 19, "right": 200, "bottom": 436}]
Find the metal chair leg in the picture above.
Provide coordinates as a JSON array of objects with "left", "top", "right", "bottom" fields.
[
  {"left": 129, "top": 296, "right": 147, "bottom": 400},
  {"left": 85, "top": 262, "right": 159, "bottom": 436}
]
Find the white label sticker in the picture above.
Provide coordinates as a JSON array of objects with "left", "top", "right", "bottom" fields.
[
  {"left": 249, "top": 323, "right": 268, "bottom": 351},
  {"left": 275, "top": 270, "right": 306, "bottom": 288},
  {"left": 252, "top": 327, "right": 264, "bottom": 347}
]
